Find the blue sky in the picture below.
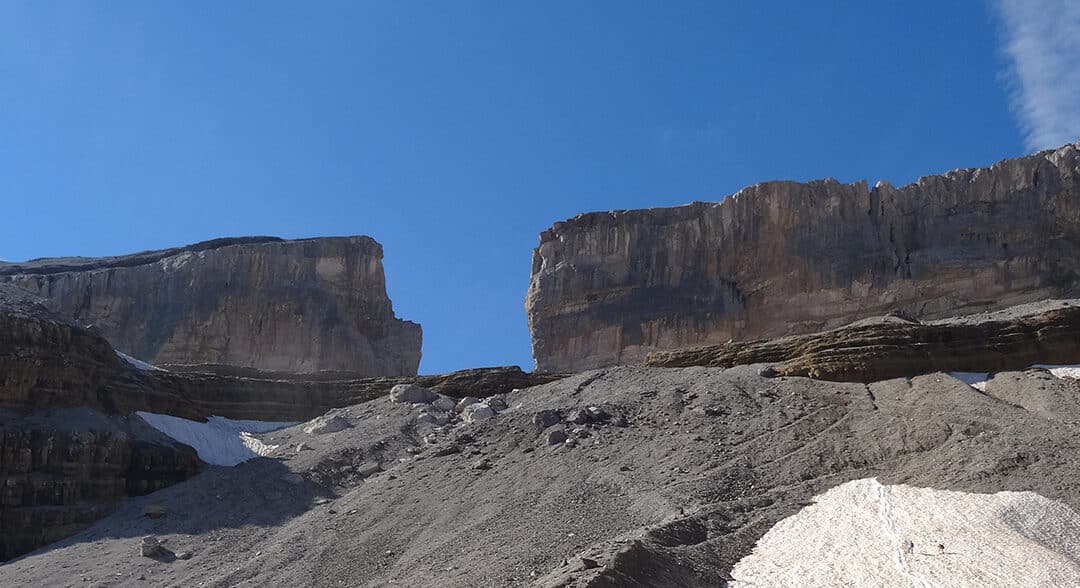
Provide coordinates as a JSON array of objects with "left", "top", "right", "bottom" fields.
[{"left": 1, "top": 2, "right": 1076, "bottom": 374}]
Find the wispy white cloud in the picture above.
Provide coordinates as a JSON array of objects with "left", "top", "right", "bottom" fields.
[{"left": 994, "top": 0, "right": 1080, "bottom": 151}]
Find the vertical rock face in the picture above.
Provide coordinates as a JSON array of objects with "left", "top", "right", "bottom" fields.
[
  {"left": 527, "top": 141, "right": 1080, "bottom": 372},
  {"left": 0, "top": 236, "right": 422, "bottom": 375}
]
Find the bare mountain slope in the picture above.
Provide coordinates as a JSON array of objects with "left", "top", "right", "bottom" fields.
[{"left": 7, "top": 364, "right": 1080, "bottom": 586}]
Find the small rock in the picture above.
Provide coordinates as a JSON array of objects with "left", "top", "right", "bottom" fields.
[
  {"left": 547, "top": 428, "right": 568, "bottom": 445},
  {"left": 176, "top": 551, "right": 193, "bottom": 560},
  {"left": 758, "top": 366, "right": 779, "bottom": 378},
  {"left": 463, "top": 403, "right": 495, "bottom": 423},
  {"left": 533, "top": 410, "right": 562, "bottom": 431},
  {"left": 586, "top": 406, "right": 609, "bottom": 421},
  {"left": 142, "top": 504, "right": 167, "bottom": 519},
  {"left": 303, "top": 415, "right": 351, "bottom": 435},
  {"left": 139, "top": 536, "right": 163, "bottom": 558},
  {"left": 579, "top": 557, "right": 600, "bottom": 570},
  {"left": 358, "top": 462, "right": 382, "bottom": 477},
  {"left": 456, "top": 396, "right": 481, "bottom": 412},
  {"left": 416, "top": 411, "right": 452, "bottom": 427},
  {"left": 486, "top": 396, "right": 508, "bottom": 412},
  {"left": 389, "top": 383, "right": 438, "bottom": 404},
  {"left": 611, "top": 415, "right": 629, "bottom": 428},
  {"left": 433, "top": 444, "right": 462, "bottom": 457},
  {"left": 570, "top": 409, "right": 590, "bottom": 425},
  {"left": 296, "top": 442, "right": 311, "bottom": 451},
  {"left": 431, "top": 394, "right": 458, "bottom": 412},
  {"left": 473, "top": 458, "right": 492, "bottom": 470}
]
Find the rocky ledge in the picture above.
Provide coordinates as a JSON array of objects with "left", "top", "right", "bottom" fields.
[
  {"left": 0, "top": 236, "right": 422, "bottom": 375},
  {"left": 645, "top": 299, "right": 1080, "bottom": 382},
  {"left": 527, "top": 141, "right": 1080, "bottom": 372}
]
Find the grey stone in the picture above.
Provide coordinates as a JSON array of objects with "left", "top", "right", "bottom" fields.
[
  {"left": 390, "top": 384, "right": 438, "bottom": 404},
  {"left": 431, "top": 394, "right": 458, "bottom": 412},
  {"left": 533, "top": 410, "right": 562, "bottom": 431},
  {"left": 456, "top": 396, "right": 481, "bottom": 412},
  {"left": 547, "top": 428, "right": 568, "bottom": 445},
  {"left": 463, "top": 403, "right": 495, "bottom": 424},
  {"left": 486, "top": 396, "right": 508, "bottom": 412},
  {"left": 303, "top": 414, "right": 351, "bottom": 435},
  {"left": 140, "top": 536, "right": 163, "bottom": 558}
]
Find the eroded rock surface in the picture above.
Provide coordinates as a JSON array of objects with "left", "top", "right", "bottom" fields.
[
  {"left": 645, "top": 299, "right": 1080, "bottom": 382},
  {"left": 0, "top": 236, "right": 421, "bottom": 375},
  {"left": 527, "top": 141, "right": 1080, "bottom": 371}
]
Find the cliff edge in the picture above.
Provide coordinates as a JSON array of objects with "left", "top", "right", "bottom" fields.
[
  {"left": 1, "top": 236, "right": 422, "bottom": 375},
  {"left": 527, "top": 141, "right": 1080, "bottom": 371}
]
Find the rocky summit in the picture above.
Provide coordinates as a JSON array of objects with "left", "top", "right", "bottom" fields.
[
  {"left": 0, "top": 236, "right": 421, "bottom": 376},
  {"left": 527, "top": 141, "right": 1080, "bottom": 372}
]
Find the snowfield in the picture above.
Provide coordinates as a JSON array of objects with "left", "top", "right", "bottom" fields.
[
  {"left": 135, "top": 412, "right": 294, "bottom": 466},
  {"left": 731, "top": 478, "right": 1080, "bottom": 587}
]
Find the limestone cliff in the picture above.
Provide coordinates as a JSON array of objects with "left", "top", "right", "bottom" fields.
[
  {"left": 0, "top": 236, "right": 422, "bottom": 375},
  {"left": 527, "top": 141, "right": 1080, "bottom": 372}
]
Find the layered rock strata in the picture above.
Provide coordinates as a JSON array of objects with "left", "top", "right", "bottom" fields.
[
  {"left": 645, "top": 299, "right": 1080, "bottom": 382},
  {"left": 0, "top": 409, "right": 202, "bottom": 561},
  {"left": 527, "top": 141, "right": 1080, "bottom": 371},
  {"left": 0, "top": 287, "right": 554, "bottom": 560},
  {"left": 0, "top": 236, "right": 421, "bottom": 375}
]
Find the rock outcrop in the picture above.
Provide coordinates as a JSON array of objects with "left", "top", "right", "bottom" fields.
[
  {"left": 0, "top": 286, "right": 557, "bottom": 561},
  {"left": 0, "top": 410, "right": 202, "bottom": 561},
  {"left": 645, "top": 299, "right": 1080, "bottom": 382},
  {"left": 527, "top": 141, "right": 1080, "bottom": 371},
  {"left": 0, "top": 236, "right": 421, "bottom": 375}
]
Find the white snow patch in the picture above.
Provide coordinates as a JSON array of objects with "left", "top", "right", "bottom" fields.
[
  {"left": 947, "top": 371, "right": 990, "bottom": 391},
  {"left": 731, "top": 478, "right": 1080, "bottom": 587},
  {"left": 116, "top": 351, "right": 163, "bottom": 372},
  {"left": 950, "top": 363, "right": 1080, "bottom": 391},
  {"left": 136, "top": 412, "right": 295, "bottom": 466},
  {"left": 1033, "top": 364, "right": 1080, "bottom": 380}
]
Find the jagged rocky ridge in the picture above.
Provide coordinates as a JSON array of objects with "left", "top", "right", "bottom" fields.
[
  {"left": 0, "top": 236, "right": 422, "bottom": 375},
  {"left": 527, "top": 141, "right": 1080, "bottom": 372},
  {"left": 645, "top": 299, "right": 1080, "bottom": 382}
]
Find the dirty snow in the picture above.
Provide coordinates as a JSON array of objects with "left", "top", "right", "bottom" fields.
[
  {"left": 950, "top": 363, "right": 1080, "bottom": 391},
  {"left": 116, "top": 351, "right": 162, "bottom": 372},
  {"left": 731, "top": 478, "right": 1080, "bottom": 587},
  {"left": 135, "top": 412, "right": 294, "bottom": 466},
  {"left": 947, "top": 371, "right": 990, "bottom": 391}
]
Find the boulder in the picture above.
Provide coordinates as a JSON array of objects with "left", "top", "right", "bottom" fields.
[
  {"left": 533, "top": 410, "right": 562, "bottom": 432},
  {"left": 303, "top": 415, "right": 351, "bottom": 435},
  {"left": 547, "top": 428, "right": 569, "bottom": 446},
  {"left": 431, "top": 394, "right": 458, "bottom": 412},
  {"left": 463, "top": 403, "right": 495, "bottom": 424},
  {"left": 390, "top": 384, "right": 438, "bottom": 404},
  {"left": 140, "top": 536, "right": 163, "bottom": 558},
  {"left": 456, "top": 396, "right": 481, "bottom": 412}
]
